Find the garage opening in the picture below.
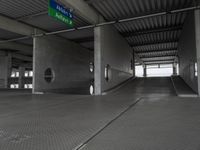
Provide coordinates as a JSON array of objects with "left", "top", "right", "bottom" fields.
[{"left": 136, "top": 64, "right": 178, "bottom": 77}]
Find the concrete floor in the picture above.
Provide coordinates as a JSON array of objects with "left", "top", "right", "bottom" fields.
[{"left": 0, "top": 77, "right": 200, "bottom": 150}]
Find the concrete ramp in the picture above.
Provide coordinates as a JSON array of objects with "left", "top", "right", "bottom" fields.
[{"left": 171, "top": 76, "right": 198, "bottom": 97}]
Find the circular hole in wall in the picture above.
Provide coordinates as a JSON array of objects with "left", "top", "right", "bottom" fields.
[
  {"left": 44, "top": 68, "right": 55, "bottom": 83},
  {"left": 90, "top": 85, "right": 94, "bottom": 95},
  {"left": 105, "top": 64, "right": 111, "bottom": 82}
]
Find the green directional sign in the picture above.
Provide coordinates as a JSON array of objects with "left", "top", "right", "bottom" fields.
[{"left": 48, "top": 0, "right": 74, "bottom": 27}]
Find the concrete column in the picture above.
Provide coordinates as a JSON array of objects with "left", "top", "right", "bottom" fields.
[
  {"left": 94, "top": 26, "right": 134, "bottom": 95},
  {"left": 195, "top": 9, "right": 200, "bottom": 95},
  {"left": 18, "top": 67, "right": 25, "bottom": 89},
  {"left": 33, "top": 30, "right": 92, "bottom": 95},
  {"left": 94, "top": 27, "right": 102, "bottom": 95},
  {"left": 143, "top": 65, "right": 147, "bottom": 77},
  {"left": 0, "top": 52, "right": 12, "bottom": 88},
  {"left": 6, "top": 53, "right": 12, "bottom": 88},
  {"left": 173, "top": 63, "right": 177, "bottom": 76}
]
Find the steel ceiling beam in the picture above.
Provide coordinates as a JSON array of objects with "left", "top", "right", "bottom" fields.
[
  {"left": 138, "top": 51, "right": 178, "bottom": 58},
  {"left": 1, "top": 6, "right": 199, "bottom": 43},
  {"left": 0, "top": 15, "right": 35, "bottom": 36},
  {"left": 0, "top": 42, "right": 32, "bottom": 55},
  {"left": 141, "top": 54, "right": 177, "bottom": 59},
  {"left": 143, "top": 59, "right": 175, "bottom": 63},
  {"left": 122, "top": 26, "right": 182, "bottom": 37},
  {"left": 12, "top": 53, "right": 32, "bottom": 62},
  {"left": 135, "top": 49, "right": 178, "bottom": 53},
  {"left": 131, "top": 40, "right": 179, "bottom": 47},
  {"left": 145, "top": 61, "right": 174, "bottom": 65},
  {"left": 67, "top": 25, "right": 182, "bottom": 44}
]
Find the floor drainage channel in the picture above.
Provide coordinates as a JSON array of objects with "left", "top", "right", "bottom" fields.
[{"left": 73, "top": 97, "right": 142, "bottom": 150}]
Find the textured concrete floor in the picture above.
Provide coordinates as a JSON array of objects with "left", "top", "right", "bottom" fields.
[{"left": 0, "top": 77, "right": 199, "bottom": 150}]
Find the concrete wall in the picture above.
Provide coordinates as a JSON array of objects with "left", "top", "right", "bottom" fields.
[
  {"left": 195, "top": 9, "right": 200, "bottom": 95},
  {"left": 178, "top": 12, "right": 198, "bottom": 93},
  {"left": 94, "top": 25, "right": 134, "bottom": 95},
  {"left": 33, "top": 35, "right": 93, "bottom": 94}
]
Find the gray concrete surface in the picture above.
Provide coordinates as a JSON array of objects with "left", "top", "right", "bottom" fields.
[
  {"left": 0, "top": 77, "right": 199, "bottom": 150},
  {"left": 195, "top": 9, "right": 200, "bottom": 95},
  {"left": 0, "top": 53, "right": 12, "bottom": 88},
  {"left": 178, "top": 12, "right": 198, "bottom": 93},
  {"left": 33, "top": 35, "right": 94, "bottom": 94},
  {"left": 82, "top": 97, "right": 200, "bottom": 150},
  {"left": 0, "top": 89, "right": 31, "bottom": 96},
  {"left": 94, "top": 25, "right": 134, "bottom": 95},
  {"left": 171, "top": 76, "right": 198, "bottom": 97}
]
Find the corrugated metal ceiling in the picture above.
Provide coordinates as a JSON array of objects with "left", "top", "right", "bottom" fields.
[
  {"left": 0, "top": 0, "right": 197, "bottom": 64},
  {"left": 0, "top": 0, "right": 90, "bottom": 31},
  {"left": 86, "top": 0, "right": 194, "bottom": 64},
  {"left": 87, "top": 0, "right": 193, "bottom": 20}
]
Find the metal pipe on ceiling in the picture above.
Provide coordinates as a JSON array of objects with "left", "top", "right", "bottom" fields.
[{"left": 0, "top": 5, "right": 200, "bottom": 43}]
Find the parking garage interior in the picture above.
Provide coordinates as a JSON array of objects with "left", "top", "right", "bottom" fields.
[{"left": 0, "top": 0, "right": 200, "bottom": 149}]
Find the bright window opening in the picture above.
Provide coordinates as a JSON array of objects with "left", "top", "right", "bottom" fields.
[
  {"left": 147, "top": 64, "right": 173, "bottom": 77},
  {"left": 11, "top": 71, "right": 19, "bottom": 78},
  {"left": 25, "top": 71, "right": 33, "bottom": 77},
  {"left": 135, "top": 64, "right": 173, "bottom": 77},
  {"left": 24, "top": 84, "right": 33, "bottom": 89},
  {"left": 10, "top": 84, "right": 19, "bottom": 89},
  {"left": 135, "top": 65, "right": 143, "bottom": 77}
]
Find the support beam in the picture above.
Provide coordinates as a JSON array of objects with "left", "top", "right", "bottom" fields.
[
  {"left": 145, "top": 61, "right": 174, "bottom": 65},
  {"left": 143, "top": 58, "right": 175, "bottom": 62},
  {"left": 138, "top": 51, "right": 178, "bottom": 58},
  {"left": 69, "top": 26, "right": 182, "bottom": 44},
  {"left": 12, "top": 53, "right": 32, "bottom": 62},
  {"left": 131, "top": 40, "right": 179, "bottom": 47},
  {"left": 60, "top": 0, "right": 104, "bottom": 24},
  {"left": 122, "top": 26, "right": 182, "bottom": 37},
  {"left": 138, "top": 50, "right": 177, "bottom": 55},
  {"left": 0, "top": 42, "right": 32, "bottom": 55},
  {"left": 136, "top": 49, "right": 178, "bottom": 54},
  {"left": 141, "top": 54, "right": 177, "bottom": 59},
  {"left": 0, "top": 15, "right": 35, "bottom": 35}
]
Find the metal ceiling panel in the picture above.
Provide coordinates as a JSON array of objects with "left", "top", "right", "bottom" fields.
[
  {"left": 0, "top": 0, "right": 47, "bottom": 19},
  {"left": 138, "top": 50, "right": 178, "bottom": 58},
  {"left": 134, "top": 42, "right": 178, "bottom": 53},
  {"left": 0, "top": 0, "right": 90, "bottom": 31},
  {"left": 86, "top": 0, "right": 193, "bottom": 64},
  {"left": 88, "top": 0, "right": 193, "bottom": 20},
  {"left": 0, "top": 0, "right": 196, "bottom": 64},
  {"left": 142, "top": 56, "right": 176, "bottom": 61}
]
